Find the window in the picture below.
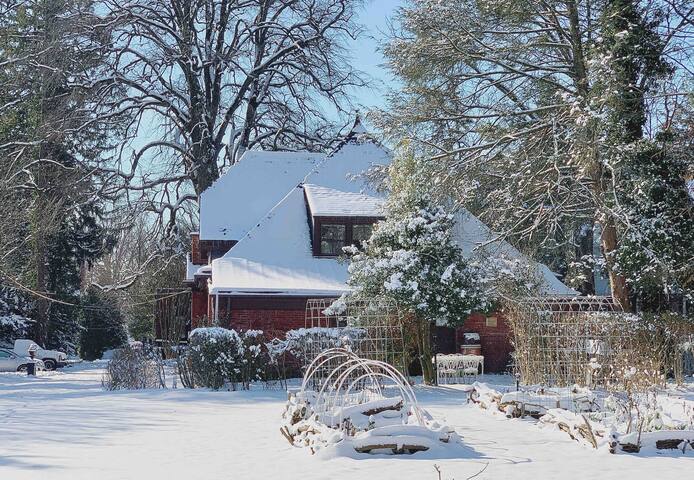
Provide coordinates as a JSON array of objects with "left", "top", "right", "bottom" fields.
[
  {"left": 485, "top": 316, "right": 498, "bottom": 328},
  {"left": 0, "top": 350, "right": 11, "bottom": 358},
  {"left": 352, "top": 224, "right": 373, "bottom": 245},
  {"left": 320, "top": 224, "right": 346, "bottom": 255}
]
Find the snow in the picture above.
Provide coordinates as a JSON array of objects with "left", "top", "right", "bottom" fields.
[
  {"left": 198, "top": 136, "right": 390, "bottom": 242},
  {"left": 209, "top": 187, "right": 350, "bottom": 296},
  {"left": 305, "top": 140, "right": 390, "bottom": 195},
  {"left": 304, "top": 184, "right": 385, "bottom": 217},
  {"left": 199, "top": 135, "right": 577, "bottom": 298},
  {"left": 185, "top": 254, "right": 197, "bottom": 281},
  {"left": 1, "top": 365, "right": 692, "bottom": 479},
  {"left": 452, "top": 209, "right": 579, "bottom": 296},
  {"left": 199, "top": 151, "right": 324, "bottom": 241}
]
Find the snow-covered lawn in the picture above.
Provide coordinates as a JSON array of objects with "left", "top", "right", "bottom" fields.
[{"left": 1, "top": 364, "right": 691, "bottom": 480}]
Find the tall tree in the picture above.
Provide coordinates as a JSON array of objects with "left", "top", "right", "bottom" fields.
[
  {"left": 101, "top": 0, "right": 366, "bottom": 232},
  {"left": 378, "top": 0, "right": 693, "bottom": 309},
  {"left": 0, "top": 0, "right": 123, "bottom": 349}
]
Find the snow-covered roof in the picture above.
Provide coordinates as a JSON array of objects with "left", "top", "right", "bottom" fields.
[
  {"left": 305, "top": 140, "right": 390, "bottom": 195},
  {"left": 199, "top": 136, "right": 390, "bottom": 241},
  {"left": 199, "top": 151, "right": 324, "bottom": 240},
  {"left": 209, "top": 187, "right": 350, "bottom": 296},
  {"left": 304, "top": 184, "right": 385, "bottom": 217},
  {"left": 452, "top": 209, "right": 579, "bottom": 297}
]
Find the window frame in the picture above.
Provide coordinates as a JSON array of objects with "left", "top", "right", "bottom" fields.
[
  {"left": 312, "top": 216, "right": 383, "bottom": 257},
  {"left": 319, "top": 223, "right": 347, "bottom": 256}
]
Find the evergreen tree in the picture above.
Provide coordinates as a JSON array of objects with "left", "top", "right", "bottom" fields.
[
  {"left": 615, "top": 132, "right": 694, "bottom": 310},
  {"left": 80, "top": 288, "right": 127, "bottom": 361},
  {"left": 0, "top": 0, "right": 124, "bottom": 350},
  {"left": 343, "top": 154, "right": 489, "bottom": 383}
]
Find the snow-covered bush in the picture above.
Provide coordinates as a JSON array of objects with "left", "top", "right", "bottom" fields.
[
  {"left": 0, "top": 287, "right": 33, "bottom": 348},
  {"left": 102, "top": 346, "right": 163, "bottom": 390},
  {"left": 341, "top": 154, "right": 489, "bottom": 382},
  {"left": 267, "top": 327, "right": 365, "bottom": 368},
  {"left": 185, "top": 327, "right": 268, "bottom": 390}
]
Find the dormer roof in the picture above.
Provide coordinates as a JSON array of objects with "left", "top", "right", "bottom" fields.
[
  {"left": 210, "top": 186, "right": 350, "bottom": 296},
  {"left": 304, "top": 184, "right": 385, "bottom": 217}
]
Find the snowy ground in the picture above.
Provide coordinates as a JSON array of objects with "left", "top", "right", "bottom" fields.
[{"left": 1, "top": 364, "right": 691, "bottom": 480}]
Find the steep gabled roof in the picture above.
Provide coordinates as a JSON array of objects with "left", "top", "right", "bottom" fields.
[
  {"left": 199, "top": 127, "right": 391, "bottom": 241},
  {"left": 452, "top": 210, "right": 579, "bottom": 296},
  {"left": 199, "top": 151, "right": 324, "bottom": 240},
  {"left": 304, "top": 184, "right": 385, "bottom": 217},
  {"left": 209, "top": 186, "right": 350, "bottom": 296}
]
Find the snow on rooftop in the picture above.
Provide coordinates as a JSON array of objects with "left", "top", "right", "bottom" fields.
[
  {"left": 452, "top": 209, "right": 579, "bottom": 297},
  {"left": 185, "top": 254, "right": 197, "bottom": 282},
  {"left": 210, "top": 187, "right": 350, "bottom": 296},
  {"left": 304, "top": 184, "right": 385, "bottom": 217},
  {"left": 199, "top": 151, "right": 324, "bottom": 240},
  {"left": 199, "top": 137, "right": 390, "bottom": 241},
  {"left": 305, "top": 140, "right": 390, "bottom": 196}
]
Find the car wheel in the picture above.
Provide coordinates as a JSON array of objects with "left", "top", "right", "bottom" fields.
[
  {"left": 17, "top": 364, "right": 28, "bottom": 372},
  {"left": 42, "top": 359, "right": 56, "bottom": 370}
]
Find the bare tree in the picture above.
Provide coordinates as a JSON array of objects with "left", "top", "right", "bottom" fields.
[{"left": 99, "top": 0, "right": 366, "bottom": 231}]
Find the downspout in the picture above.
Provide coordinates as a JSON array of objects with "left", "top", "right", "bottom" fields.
[{"left": 214, "top": 294, "right": 219, "bottom": 325}]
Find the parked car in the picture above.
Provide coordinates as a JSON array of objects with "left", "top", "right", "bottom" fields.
[
  {"left": 0, "top": 348, "right": 45, "bottom": 372},
  {"left": 13, "top": 339, "right": 67, "bottom": 370}
]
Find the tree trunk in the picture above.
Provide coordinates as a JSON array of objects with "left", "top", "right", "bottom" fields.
[
  {"left": 574, "top": 224, "right": 595, "bottom": 295},
  {"left": 415, "top": 317, "right": 435, "bottom": 384},
  {"left": 600, "top": 218, "right": 631, "bottom": 311}
]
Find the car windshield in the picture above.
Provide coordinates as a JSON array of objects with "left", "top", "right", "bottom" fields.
[{"left": 0, "top": 350, "right": 12, "bottom": 358}]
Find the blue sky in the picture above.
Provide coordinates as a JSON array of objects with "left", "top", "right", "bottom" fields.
[{"left": 349, "top": 0, "right": 402, "bottom": 111}]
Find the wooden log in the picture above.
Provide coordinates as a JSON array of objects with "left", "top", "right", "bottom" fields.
[
  {"left": 655, "top": 439, "right": 684, "bottom": 450},
  {"left": 620, "top": 442, "right": 640, "bottom": 453},
  {"left": 279, "top": 426, "right": 294, "bottom": 445},
  {"left": 362, "top": 400, "right": 403, "bottom": 416},
  {"left": 354, "top": 443, "right": 430, "bottom": 454}
]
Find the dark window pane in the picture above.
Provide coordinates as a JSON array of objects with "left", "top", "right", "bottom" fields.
[
  {"left": 320, "top": 224, "right": 346, "bottom": 255},
  {"left": 352, "top": 224, "right": 373, "bottom": 244}
]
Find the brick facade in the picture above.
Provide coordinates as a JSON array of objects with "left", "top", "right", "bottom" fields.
[
  {"left": 455, "top": 312, "right": 512, "bottom": 373},
  {"left": 212, "top": 296, "right": 321, "bottom": 338},
  {"left": 193, "top": 291, "right": 513, "bottom": 373}
]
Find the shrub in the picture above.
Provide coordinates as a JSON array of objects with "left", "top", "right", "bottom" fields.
[
  {"left": 186, "top": 327, "right": 267, "bottom": 389},
  {"left": 103, "top": 346, "right": 164, "bottom": 390}
]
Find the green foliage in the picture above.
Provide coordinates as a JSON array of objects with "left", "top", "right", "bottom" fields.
[
  {"left": 344, "top": 153, "right": 489, "bottom": 326},
  {"left": 615, "top": 134, "right": 694, "bottom": 308},
  {"left": 80, "top": 288, "right": 128, "bottom": 361}
]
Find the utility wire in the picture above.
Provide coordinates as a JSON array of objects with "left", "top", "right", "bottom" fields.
[{"left": 0, "top": 268, "right": 189, "bottom": 311}]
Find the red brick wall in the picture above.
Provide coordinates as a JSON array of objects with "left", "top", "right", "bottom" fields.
[
  {"left": 455, "top": 312, "right": 512, "bottom": 373},
  {"left": 191, "top": 288, "right": 208, "bottom": 329},
  {"left": 226, "top": 309, "right": 306, "bottom": 336},
  {"left": 211, "top": 296, "right": 314, "bottom": 338}
]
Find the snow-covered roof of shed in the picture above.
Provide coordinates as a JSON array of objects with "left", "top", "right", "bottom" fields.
[
  {"left": 209, "top": 187, "right": 350, "bottom": 296},
  {"left": 199, "top": 151, "right": 324, "bottom": 240},
  {"left": 452, "top": 209, "right": 579, "bottom": 297},
  {"left": 304, "top": 184, "right": 385, "bottom": 217}
]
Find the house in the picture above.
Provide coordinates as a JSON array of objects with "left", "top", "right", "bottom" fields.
[{"left": 183, "top": 119, "right": 577, "bottom": 370}]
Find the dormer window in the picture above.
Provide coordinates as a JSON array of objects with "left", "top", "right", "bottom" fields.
[{"left": 320, "top": 224, "right": 346, "bottom": 255}]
